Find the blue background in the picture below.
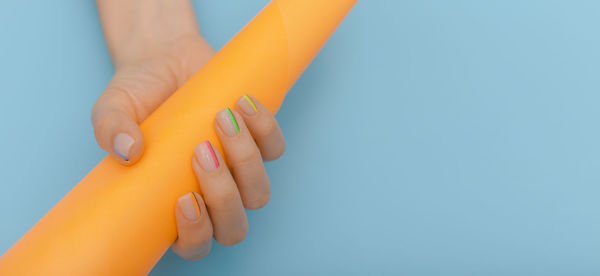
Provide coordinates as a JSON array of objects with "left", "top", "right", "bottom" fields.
[{"left": 1, "top": 0, "right": 599, "bottom": 275}]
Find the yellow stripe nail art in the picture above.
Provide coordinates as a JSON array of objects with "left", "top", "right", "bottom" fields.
[{"left": 243, "top": 95, "right": 258, "bottom": 112}]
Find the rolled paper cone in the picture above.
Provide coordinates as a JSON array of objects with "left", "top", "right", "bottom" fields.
[{"left": 0, "top": 0, "right": 357, "bottom": 274}]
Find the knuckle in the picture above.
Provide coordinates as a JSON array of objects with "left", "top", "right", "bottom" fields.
[
  {"left": 91, "top": 113, "right": 119, "bottom": 150},
  {"left": 179, "top": 240, "right": 212, "bottom": 261},
  {"left": 91, "top": 111, "right": 114, "bottom": 130},
  {"left": 263, "top": 141, "right": 286, "bottom": 161},
  {"left": 186, "top": 233, "right": 212, "bottom": 249},
  {"left": 206, "top": 185, "right": 238, "bottom": 207},
  {"left": 244, "top": 192, "right": 271, "bottom": 210},
  {"left": 232, "top": 144, "right": 261, "bottom": 164},
  {"left": 194, "top": 243, "right": 212, "bottom": 260},
  {"left": 91, "top": 109, "right": 129, "bottom": 139},
  {"left": 216, "top": 224, "right": 249, "bottom": 246},
  {"left": 254, "top": 118, "right": 277, "bottom": 138}
]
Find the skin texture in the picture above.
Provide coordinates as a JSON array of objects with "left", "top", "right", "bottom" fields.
[{"left": 95, "top": 0, "right": 285, "bottom": 260}]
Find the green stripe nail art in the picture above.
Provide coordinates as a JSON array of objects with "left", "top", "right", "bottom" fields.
[{"left": 226, "top": 108, "right": 239, "bottom": 133}]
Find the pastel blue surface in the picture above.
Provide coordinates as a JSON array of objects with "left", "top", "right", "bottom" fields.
[{"left": 1, "top": 0, "right": 599, "bottom": 275}]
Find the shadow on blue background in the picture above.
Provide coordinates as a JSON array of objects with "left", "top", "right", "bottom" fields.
[{"left": 1, "top": 0, "right": 599, "bottom": 275}]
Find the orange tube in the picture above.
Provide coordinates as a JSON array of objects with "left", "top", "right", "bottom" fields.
[{"left": 0, "top": 0, "right": 357, "bottom": 275}]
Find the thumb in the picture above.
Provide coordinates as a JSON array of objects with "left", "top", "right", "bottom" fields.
[{"left": 91, "top": 87, "right": 145, "bottom": 165}]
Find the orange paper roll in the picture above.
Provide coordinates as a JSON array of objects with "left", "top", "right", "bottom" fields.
[{"left": 0, "top": 0, "right": 357, "bottom": 275}]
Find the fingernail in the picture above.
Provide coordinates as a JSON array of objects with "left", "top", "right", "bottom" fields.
[
  {"left": 178, "top": 192, "right": 201, "bottom": 221},
  {"left": 217, "top": 108, "right": 239, "bottom": 136},
  {"left": 114, "top": 133, "right": 134, "bottom": 161},
  {"left": 238, "top": 95, "right": 257, "bottom": 116},
  {"left": 195, "top": 141, "right": 219, "bottom": 172}
]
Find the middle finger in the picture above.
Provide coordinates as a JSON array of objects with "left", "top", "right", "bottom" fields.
[{"left": 215, "top": 108, "right": 271, "bottom": 210}]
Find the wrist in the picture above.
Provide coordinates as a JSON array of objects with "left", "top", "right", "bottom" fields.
[{"left": 97, "top": 0, "right": 201, "bottom": 68}]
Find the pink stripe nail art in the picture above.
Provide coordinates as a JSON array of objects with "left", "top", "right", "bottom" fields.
[{"left": 205, "top": 141, "right": 219, "bottom": 168}]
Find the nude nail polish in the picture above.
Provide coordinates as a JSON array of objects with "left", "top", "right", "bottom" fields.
[
  {"left": 238, "top": 95, "right": 257, "bottom": 116},
  {"left": 195, "top": 141, "right": 219, "bottom": 172},
  {"left": 217, "top": 108, "right": 239, "bottom": 136},
  {"left": 178, "top": 192, "right": 201, "bottom": 221},
  {"left": 114, "top": 133, "right": 134, "bottom": 161}
]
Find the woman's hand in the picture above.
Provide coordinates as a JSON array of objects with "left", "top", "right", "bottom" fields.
[
  {"left": 94, "top": 0, "right": 285, "bottom": 260},
  {"left": 172, "top": 96, "right": 285, "bottom": 259}
]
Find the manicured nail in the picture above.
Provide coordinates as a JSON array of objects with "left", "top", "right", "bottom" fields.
[
  {"left": 178, "top": 192, "right": 201, "bottom": 221},
  {"left": 238, "top": 95, "right": 257, "bottom": 116},
  {"left": 114, "top": 133, "right": 134, "bottom": 161},
  {"left": 217, "top": 108, "right": 239, "bottom": 136},
  {"left": 195, "top": 141, "right": 219, "bottom": 172}
]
